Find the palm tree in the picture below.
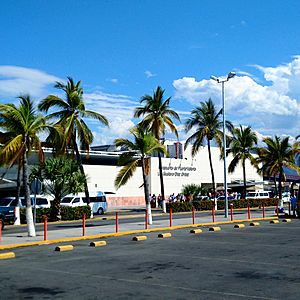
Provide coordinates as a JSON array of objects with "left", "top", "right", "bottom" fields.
[
  {"left": 185, "top": 98, "right": 233, "bottom": 204},
  {"left": 256, "top": 136, "right": 296, "bottom": 200},
  {"left": 227, "top": 125, "right": 258, "bottom": 199},
  {"left": 31, "top": 157, "right": 86, "bottom": 220},
  {"left": 114, "top": 125, "right": 167, "bottom": 224},
  {"left": 38, "top": 77, "right": 109, "bottom": 203},
  {"left": 134, "top": 86, "right": 180, "bottom": 212},
  {"left": 0, "top": 95, "right": 48, "bottom": 236}
]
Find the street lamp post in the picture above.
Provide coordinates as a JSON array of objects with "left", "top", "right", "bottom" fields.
[{"left": 211, "top": 72, "right": 236, "bottom": 218}]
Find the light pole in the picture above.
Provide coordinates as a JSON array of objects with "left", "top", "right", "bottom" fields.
[{"left": 211, "top": 72, "right": 236, "bottom": 218}]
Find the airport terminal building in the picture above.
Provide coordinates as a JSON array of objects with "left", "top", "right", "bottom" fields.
[{"left": 0, "top": 141, "right": 268, "bottom": 208}]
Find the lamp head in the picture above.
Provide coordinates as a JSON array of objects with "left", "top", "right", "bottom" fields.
[
  {"left": 210, "top": 75, "right": 218, "bottom": 82},
  {"left": 227, "top": 72, "right": 236, "bottom": 79}
]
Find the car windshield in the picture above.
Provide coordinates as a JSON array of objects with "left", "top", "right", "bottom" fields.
[
  {"left": 0, "top": 198, "right": 13, "bottom": 206},
  {"left": 36, "top": 198, "right": 48, "bottom": 205},
  {"left": 61, "top": 197, "right": 73, "bottom": 203},
  {"left": 247, "top": 193, "right": 256, "bottom": 197}
]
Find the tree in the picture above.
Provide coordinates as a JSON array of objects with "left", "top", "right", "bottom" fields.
[
  {"left": 181, "top": 184, "right": 207, "bottom": 199},
  {"left": 30, "top": 157, "right": 86, "bottom": 220},
  {"left": 256, "top": 136, "right": 296, "bottom": 200},
  {"left": 38, "top": 77, "right": 109, "bottom": 203},
  {"left": 185, "top": 98, "right": 233, "bottom": 204},
  {"left": 0, "top": 95, "right": 48, "bottom": 236},
  {"left": 114, "top": 125, "right": 167, "bottom": 224},
  {"left": 134, "top": 86, "right": 180, "bottom": 212},
  {"left": 227, "top": 125, "right": 258, "bottom": 199}
]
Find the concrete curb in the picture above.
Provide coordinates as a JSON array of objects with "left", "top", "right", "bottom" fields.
[{"left": 0, "top": 216, "right": 277, "bottom": 251}]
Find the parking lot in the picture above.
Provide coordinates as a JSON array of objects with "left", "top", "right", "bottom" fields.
[{"left": 0, "top": 219, "right": 299, "bottom": 299}]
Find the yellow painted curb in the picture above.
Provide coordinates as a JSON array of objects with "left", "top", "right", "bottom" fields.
[
  {"left": 270, "top": 220, "right": 279, "bottom": 224},
  {"left": 234, "top": 224, "right": 245, "bottom": 228},
  {"left": 132, "top": 236, "right": 147, "bottom": 241},
  {"left": 55, "top": 245, "right": 74, "bottom": 252},
  {"left": 209, "top": 227, "right": 221, "bottom": 231},
  {"left": 282, "top": 219, "right": 292, "bottom": 223},
  {"left": 190, "top": 229, "right": 202, "bottom": 234},
  {"left": 250, "top": 222, "right": 260, "bottom": 226},
  {"left": 0, "top": 252, "right": 15, "bottom": 259},
  {"left": 158, "top": 233, "right": 172, "bottom": 238},
  {"left": 90, "top": 241, "right": 107, "bottom": 247}
]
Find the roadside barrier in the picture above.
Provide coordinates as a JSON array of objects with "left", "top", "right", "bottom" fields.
[
  {"left": 44, "top": 216, "right": 47, "bottom": 241},
  {"left": 90, "top": 241, "right": 107, "bottom": 247},
  {"left": 169, "top": 207, "right": 173, "bottom": 227},
  {"left": 82, "top": 213, "right": 86, "bottom": 236},
  {"left": 0, "top": 252, "right": 15, "bottom": 259},
  {"left": 230, "top": 204, "right": 233, "bottom": 221},
  {"left": 145, "top": 210, "right": 148, "bottom": 229},
  {"left": 209, "top": 226, "right": 221, "bottom": 231},
  {"left": 190, "top": 229, "right": 202, "bottom": 234},
  {"left": 158, "top": 233, "right": 171, "bottom": 238},
  {"left": 115, "top": 212, "right": 119, "bottom": 233},
  {"left": 55, "top": 245, "right": 74, "bottom": 252},
  {"left": 247, "top": 205, "right": 251, "bottom": 219},
  {"left": 132, "top": 236, "right": 147, "bottom": 241},
  {"left": 250, "top": 222, "right": 260, "bottom": 226},
  {"left": 192, "top": 206, "right": 195, "bottom": 225}
]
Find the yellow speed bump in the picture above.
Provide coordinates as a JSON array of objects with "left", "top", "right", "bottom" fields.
[
  {"left": 132, "top": 236, "right": 147, "bottom": 241},
  {"left": 250, "top": 222, "right": 260, "bottom": 226},
  {"left": 234, "top": 224, "right": 245, "bottom": 229},
  {"left": 209, "top": 227, "right": 221, "bottom": 232},
  {"left": 158, "top": 233, "right": 172, "bottom": 238},
  {"left": 270, "top": 220, "right": 279, "bottom": 224},
  {"left": 90, "top": 241, "right": 107, "bottom": 247},
  {"left": 190, "top": 229, "right": 202, "bottom": 234},
  {"left": 55, "top": 245, "right": 74, "bottom": 252},
  {"left": 282, "top": 219, "right": 292, "bottom": 223},
  {"left": 0, "top": 252, "right": 15, "bottom": 260}
]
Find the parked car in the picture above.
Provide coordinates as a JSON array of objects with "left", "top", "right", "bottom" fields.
[
  {"left": 20, "top": 195, "right": 51, "bottom": 209},
  {"left": 193, "top": 195, "right": 210, "bottom": 201},
  {"left": 217, "top": 195, "right": 236, "bottom": 201},
  {"left": 0, "top": 206, "right": 15, "bottom": 229},
  {"left": 61, "top": 191, "right": 107, "bottom": 214},
  {"left": 245, "top": 191, "right": 272, "bottom": 199}
]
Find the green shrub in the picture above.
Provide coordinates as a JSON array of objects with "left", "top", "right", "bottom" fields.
[
  {"left": 20, "top": 205, "right": 91, "bottom": 223},
  {"left": 166, "top": 198, "right": 279, "bottom": 213}
]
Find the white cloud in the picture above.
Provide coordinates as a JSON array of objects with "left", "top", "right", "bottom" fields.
[
  {"left": 145, "top": 70, "right": 156, "bottom": 78},
  {"left": 106, "top": 78, "right": 118, "bottom": 84},
  {"left": 173, "top": 56, "right": 300, "bottom": 137},
  {"left": 0, "top": 65, "right": 61, "bottom": 100}
]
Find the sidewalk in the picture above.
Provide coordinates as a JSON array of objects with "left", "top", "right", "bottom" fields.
[{"left": 0, "top": 207, "right": 279, "bottom": 249}]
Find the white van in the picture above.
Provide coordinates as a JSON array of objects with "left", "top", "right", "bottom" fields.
[
  {"left": 246, "top": 191, "right": 272, "bottom": 199},
  {"left": 61, "top": 191, "right": 107, "bottom": 214}
]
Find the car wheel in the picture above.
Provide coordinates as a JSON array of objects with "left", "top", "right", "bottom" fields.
[{"left": 97, "top": 208, "right": 104, "bottom": 215}]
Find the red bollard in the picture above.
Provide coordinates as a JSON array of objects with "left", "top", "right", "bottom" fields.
[
  {"left": 263, "top": 204, "right": 265, "bottom": 219},
  {"left": 82, "top": 213, "right": 86, "bottom": 236},
  {"left": 212, "top": 206, "right": 215, "bottom": 223},
  {"left": 44, "top": 216, "right": 47, "bottom": 241},
  {"left": 169, "top": 207, "right": 173, "bottom": 227},
  {"left": 0, "top": 219, "right": 2, "bottom": 242},
  {"left": 230, "top": 204, "right": 233, "bottom": 221},
  {"left": 192, "top": 207, "right": 195, "bottom": 225},
  {"left": 115, "top": 212, "right": 119, "bottom": 233},
  {"left": 248, "top": 205, "right": 251, "bottom": 219},
  {"left": 145, "top": 210, "right": 148, "bottom": 229}
]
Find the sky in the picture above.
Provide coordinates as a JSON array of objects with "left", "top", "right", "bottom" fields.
[{"left": 1, "top": 0, "right": 300, "bottom": 145}]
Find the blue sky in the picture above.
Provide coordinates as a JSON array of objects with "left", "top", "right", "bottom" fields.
[{"left": 1, "top": 0, "right": 300, "bottom": 145}]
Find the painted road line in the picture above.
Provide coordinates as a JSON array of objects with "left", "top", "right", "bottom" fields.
[
  {"left": 55, "top": 245, "right": 74, "bottom": 252},
  {"left": 90, "top": 241, "right": 107, "bottom": 247},
  {"left": 132, "top": 236, "right": 147, "bottom": 241}
]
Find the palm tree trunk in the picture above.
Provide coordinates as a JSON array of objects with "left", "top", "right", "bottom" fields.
[
  {"left": 158, "top": 152, "right": 166, "bottom": 213},
  {"left": 72, "top": 135, "right": 90, "bottom": 204},
  {"left": 242, "top": 159, "right": 247, "bottom": 199},
  {"left": 14, "top": 161, "right": 22, "bottom": 225},
  {"left": 273, "top": 176, "right": 278, "bottom": 196},
  {"left": 207, "top": 140, "right": 216, "bottom": 208},
  {"left": 23, "top": 147, "right": 35, "bottom": 237},
  {"left": 142, "top": 157, "right": 152, "bottom": 224},
  {"left": 278, "top": 167, "right": 283, "bottom": 200}
]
